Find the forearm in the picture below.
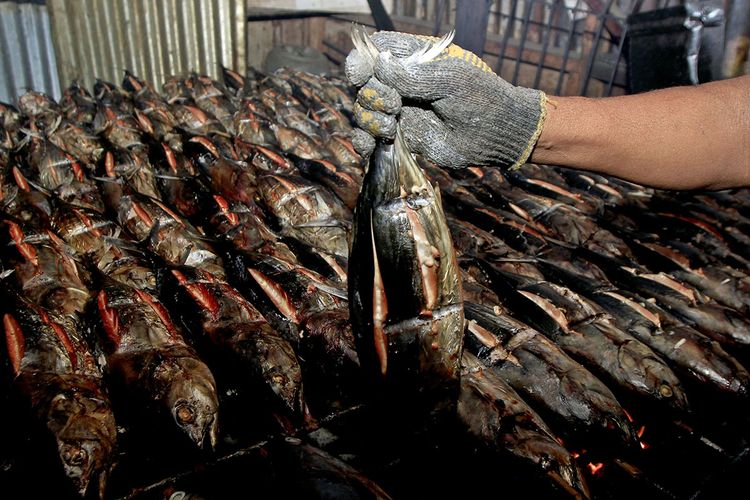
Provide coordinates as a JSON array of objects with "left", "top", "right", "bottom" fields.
[{"left": 530, "top": 76, "right": 750, "bottom": 190}]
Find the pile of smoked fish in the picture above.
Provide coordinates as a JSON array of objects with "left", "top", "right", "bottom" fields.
[{"left": 2, "top": 39, "right": 750, "bottom": 500}]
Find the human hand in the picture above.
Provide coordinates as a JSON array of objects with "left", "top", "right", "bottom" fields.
[{"left": 345, "top": 30, "right": 547, "bottom": 169}]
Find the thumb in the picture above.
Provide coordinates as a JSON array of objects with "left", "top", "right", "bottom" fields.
[
  {"left": 345, "top": 48, "right": 374, "bottom": 87},
  {"left": 374, "top": 53, "right": 456, "bottom": 101}
]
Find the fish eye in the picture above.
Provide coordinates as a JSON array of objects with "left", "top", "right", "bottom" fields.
[
  {"left": 175, "top": 403, "right": 196, "bottom": 424},
  {"left": 61, "top": 444, "right": 87, "bottom": 466},
  {"left": 659, "top": 384, "right": 674, "bottom": 398}
]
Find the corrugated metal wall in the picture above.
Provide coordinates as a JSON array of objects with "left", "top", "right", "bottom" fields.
[
  {"left": 0, "top": 1, "right": 60, "bottom": 103},
  {"left": 47, "top": 0, "right": 246, "bottom": 92}
]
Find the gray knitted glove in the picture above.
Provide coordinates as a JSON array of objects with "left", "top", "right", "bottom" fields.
[{"left": 345, "top": 31, "right": 548, "bottom": 169}]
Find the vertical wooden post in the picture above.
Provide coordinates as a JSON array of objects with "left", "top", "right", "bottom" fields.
[{"left": 454, "top": 0, "right": 493, "bottom": 56}]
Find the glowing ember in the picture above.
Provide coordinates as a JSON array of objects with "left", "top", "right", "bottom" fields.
[
  {"left": 571, "top": 451, "right": 581, "bottom": 459},
  {"left": 588, "top": 462, "right": 605, "bottom": 475},
  {"left": 623, "top": 409, "right": 634, "bottom": 423},
  {"left": 637, "top": 425, "right": 646, "bottom": 438},
  {"left": 639, "top": 441, "right": 650, "bottom": 450}
]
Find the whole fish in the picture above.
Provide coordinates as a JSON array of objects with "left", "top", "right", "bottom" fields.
[
  {"left": 326, "top": 134, "right": 363, "bottom": 171},
  {"left": 115, "top": 191, "right": 226, "bottom": 279},
  {"left": 225, "top": 251, "right": 349, "bottom": 347},
  {"left": 96, "top": 279, "right": 219, "bottom": 448},
  {"left": 93, "top": 79, "right": 132, "bottom": 113},
  {"left": 535, "top": 255, "right": 750, "bottom": 396},
  {"left": 234, "top": 102, "right": 279, "bottom": 147},
  {"left": 170, "top": 102, "right": 227, "bottom": 137},
  {"left": 186, "top": 136, "right": 260, "bottom": 209},
  {"left": 205, "top": 193, "right": 298, "bottom": 264},
  {"left": 220, "top": 66, "right": 245, "bottom": 96},
  {"left": 17, "top": 90, "right": 61, "bottom": 131},
  {"left": 98, "top": 147, "right": 161, "bottom": 204},
  {"left": 464, "top": 300, "right": 646, "bottom": 442},
  {"left": 50, "top": 204, "right": 157, "bottom": 293},
  {"left": 271, "top": 124, "right": 326, "bottom": 160},
  {"left": 583, "top": 249, "right": 750, "bottom": 348},
  {"left": 350, "top": 90, "right": 462, "bottom": 415},
  {"left": 479, "top": 261, "right": 685, "bottom": 415},
  {"left": 0, "top": 166, "right": 52, "bottom": 225},
  {"left": 459, "top": 353, "right": 589, "bottom": 499},
  {"left": 2, "top": 217, "right": 91, "bottom": 315},
  {"left": 347, "top": 26, "right": 464, "bottom": 409},
  {"left": 627, "top": 238, "right": 750, "bottom": 316},
  {"left": 150, "top": 141, "right": 212, "bottom": 219},
  {"left": 122, "top": 70, "right": 161, "bottom": 103},
  {"left": 26, "top": 135, "right": 104, "bottom": 212},
  {"left": 93, "top": 104, "right": 144, "bottom": 150},
  {"left": 257, "top": 172, "right": 351, "bottom": 257},
  {"left": 3, "top": 291, "right": 117, "bottom": 497},
  {"left": 48, "top": 120, "right": 104, "bottom": 164},
  {"left": 292, "top": 156, "right": 362, "bottom": 210},
  {"left": 165, "top": 266, "right": 311, "bottom": 426}
]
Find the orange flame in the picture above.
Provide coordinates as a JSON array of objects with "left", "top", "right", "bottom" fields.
[{"left": 588, "top": 462, "right": 605, "bottom": 475}]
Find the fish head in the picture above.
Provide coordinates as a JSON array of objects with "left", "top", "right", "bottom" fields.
[
  {"left": 641, "top": 356, "right": 689, "bottom": 411},
  {"left": 249, "top": 327, "right": 305, "bottom": 417},
  {"left": 49, "top": 392, "right": 116, "bottom": 498},
  {"left": 165, "top": 357, "right": 220, "bottom": 449},
  {"left": 537, "top": 447, "right": 590, "bottom": 500}
]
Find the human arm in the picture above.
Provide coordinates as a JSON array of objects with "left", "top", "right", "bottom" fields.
[
  {"left": 533, "top": 77, "right": 750, "bottom": 190},
  {"left": 347, "top": 31, "right": 750, "bottom": 190}
]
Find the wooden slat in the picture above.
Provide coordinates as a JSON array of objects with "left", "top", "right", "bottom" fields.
[{"left": 247, "top": 20, "right": 274, "bottom": 69}]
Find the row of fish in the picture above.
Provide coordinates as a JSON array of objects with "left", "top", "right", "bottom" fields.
[{"left": 0, "top": 63, "right": 381, "bottom": 499}]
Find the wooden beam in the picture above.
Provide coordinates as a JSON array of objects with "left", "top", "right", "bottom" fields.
[{"left": 454, "top": 0, "right": 493, "bottom": 56}]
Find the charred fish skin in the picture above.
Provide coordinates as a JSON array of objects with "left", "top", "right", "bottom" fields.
[
  {"left": 349, "top": 127, "right": 464, "bottom": 410},
  {"left": 3, "top": 291, "right": 117, "bottom": 498},
  {"left": 95, "top": 279, "right": 219, "bottom": 449},
  {"left": 459, "top": 353, "right": 590, "bottom": 499},
  {"left": 163, "top": 266, "right": 311, "bottom": 427},
  {"left": 463, "top": 301, "right": 645, "bottom": 442},
  {"left": 1, "top": 217, "right": 92, "bottom": 315},
  {"left": 478, "top": 261, "right": 680, "bottom": 424},
  {"left": 535, "top": 255, "right": 750, "bottom": 397}
]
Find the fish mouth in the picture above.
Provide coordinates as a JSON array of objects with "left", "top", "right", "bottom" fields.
[
  {"left": 173, "top": 399, "right": 219, "bottom": 450},
  {"left": 58, "top": 438, "right": 112, "bottom": 498},
  {"left": 547, "top": 466, "right": 591, "bottom": 500}
]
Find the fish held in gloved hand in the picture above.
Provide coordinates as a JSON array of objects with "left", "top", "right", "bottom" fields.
[
  {"left": 349, "top": 32, "right": 464, "bottom": 411},
  {"left": 349, "top": 127, "right": 464, "bottom": 407}
]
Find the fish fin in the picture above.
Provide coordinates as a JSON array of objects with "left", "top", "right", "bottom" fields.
[
  {"left": 403, "top": 29, "right": 456, "bottom": 66},
  {"left": 370, "top": 211, "right": 388, "bottom": 376},
  {"left": 3, "top": 313, "right": 25, "bottom": 375},
  {"left": 350, "top": 24, "right": 380, "bottom": 66}
]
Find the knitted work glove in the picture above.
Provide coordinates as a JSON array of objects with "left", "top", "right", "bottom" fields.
[{"left": 345, "top": 30, "right": 548, "bottom": 169}]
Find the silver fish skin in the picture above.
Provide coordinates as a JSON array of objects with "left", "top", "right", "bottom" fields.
[
  {"left": 459, "top": 353, "right": 590, "bottom": 499},
  {"left": 349, "top": 127, "right": 463, "bottom": 409},
  {"left": 464, "top": 300, "right": 646, "bottom": 443}
]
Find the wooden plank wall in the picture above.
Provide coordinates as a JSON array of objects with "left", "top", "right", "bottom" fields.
[{"left": 247, "top": 17, "right": 330, "bottom": 70}]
